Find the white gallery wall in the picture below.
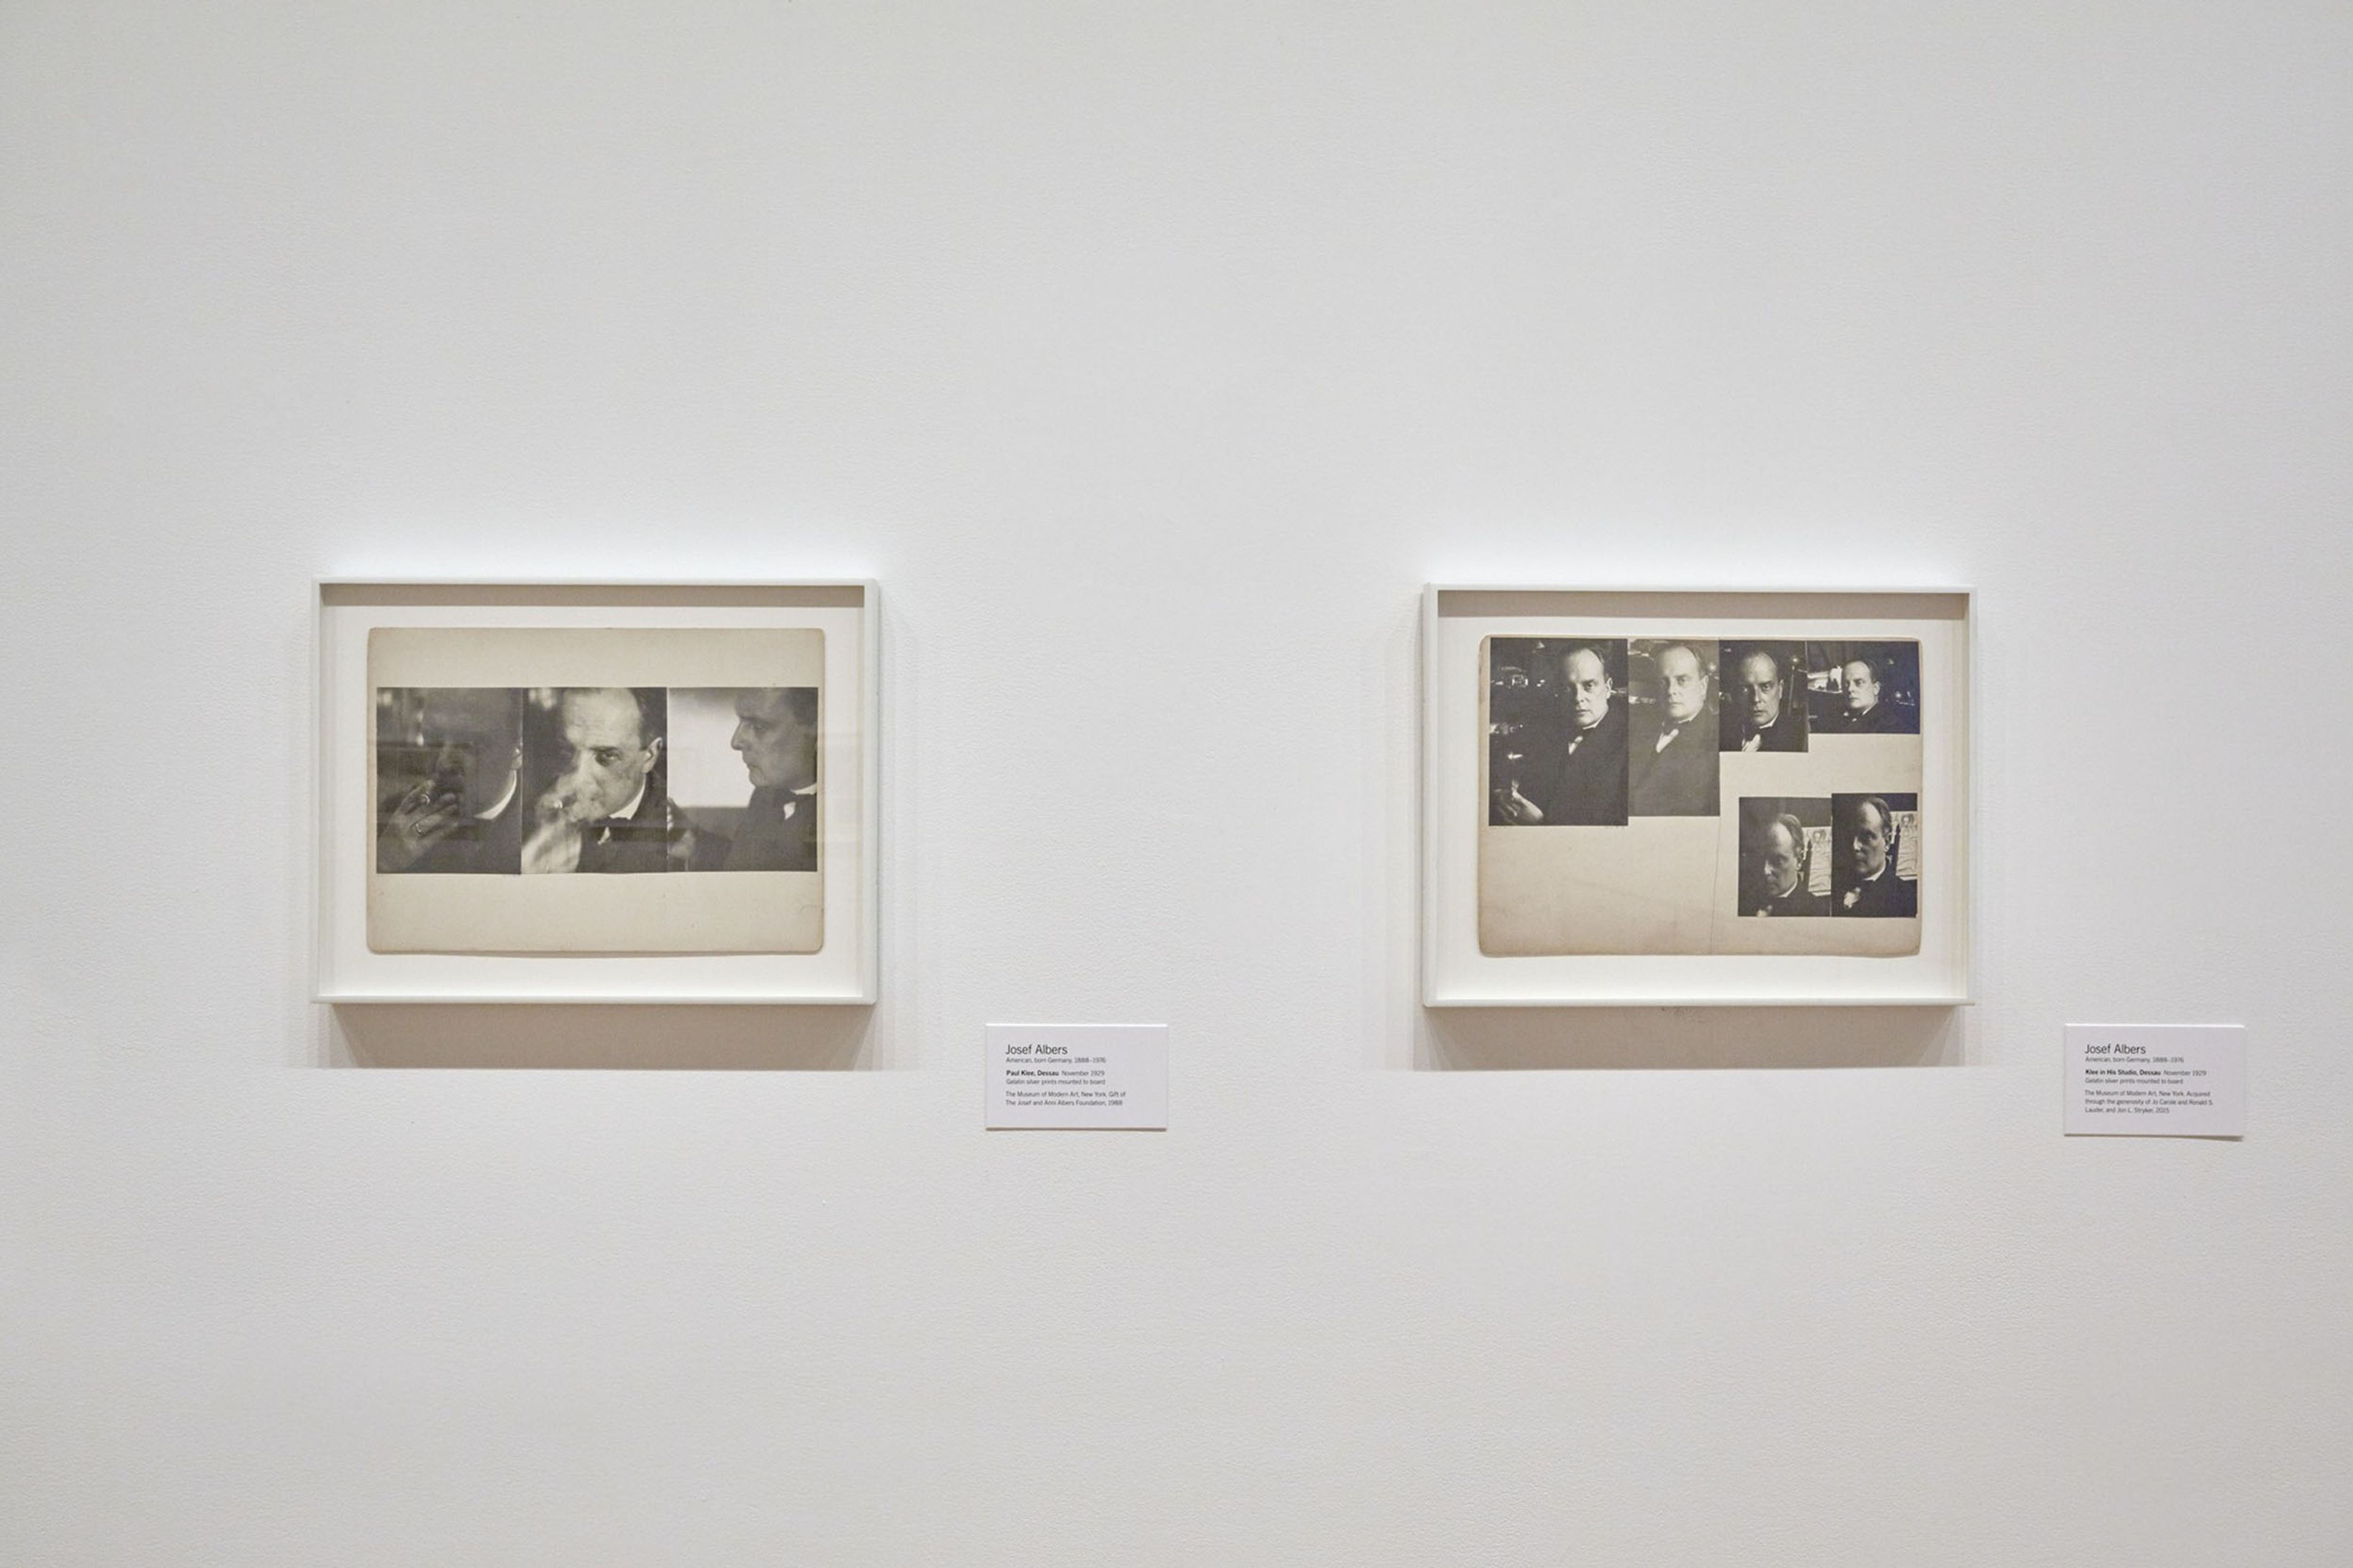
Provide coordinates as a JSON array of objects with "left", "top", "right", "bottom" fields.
[{"left": 3, "top": 2, "right": 2348, "bottom": 1562}]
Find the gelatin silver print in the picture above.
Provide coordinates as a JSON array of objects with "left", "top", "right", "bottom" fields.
[
  {"left": 366, "top": 627, "right": 823, "bottom": 955},
  {"left": 1480, "top": 635, "right": 1923, "bottom": 957}
]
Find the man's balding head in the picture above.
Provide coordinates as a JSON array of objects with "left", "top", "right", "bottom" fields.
[
  {"left": 1760, "top": 813, "right": 1806, "bottom": 898},
  {"left": 732, "top": 687, "right": 819, "bottom": 792},
  {"left": 1843, "top": 657, "right": 1882, "bottom": 718},
  {"left": 1844, "top": 796, "right": 1894, "bottom": 880},
  {"left": 1655, "top": 642, "right": 1710, "bottom": 725},
  {"left": 1738, "top": 648, "right": 1784, "bottom": 732},
  {"left": 551, "top": 687, "right": 661, "bottom": 824},
  {"left": 1563, "top": 645, "right": 1614, "bottom": 732},
  {"left": 417, "top": 687, "right": 521, "bottom": 816}
]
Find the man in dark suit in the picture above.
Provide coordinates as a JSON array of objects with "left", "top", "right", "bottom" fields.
[
  {"left": 1740, "top": 811, "right": 1828, "bottom": 916},
  {"left": 1631, "top": 641, "right": 1719, "bottom": 816},
  {"left": 573, "top": 776, "right": 684, "bottom": 873},
  {"left": 719, "top": 687, "right": 820, "bottom": 872},
  {"left": 1722, "top": 644, "right": 1806, "bottom": 752},
  {"left": 1495, "top": 643, "right": 1629, "bottom": 826},
  {"left": 1836, "top": 654, "right": 1912, "bottom": 734},
  {"left": 376, "top": 687, "right": 525, "bottom": 875},
  {"left": 1835, "top": 795, "right": 1918, "bottom": 917},
  {"left": 523, "top": 687, "right": 693, "bottom": 874}
]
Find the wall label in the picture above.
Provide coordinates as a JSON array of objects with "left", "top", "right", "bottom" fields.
[
  {"left": 987, "top": 1024, "right": 1169, "bottom": 1130},
  {"left": 2064, "top": 1024, "right": 2245, "bottom": 1137}
]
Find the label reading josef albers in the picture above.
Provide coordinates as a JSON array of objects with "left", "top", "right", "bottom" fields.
[
  {"left": 987, "top": 1025, "right": 1168, "bottom": 1130},
  {"left": 2065, "top": 1025, "right": 2245, "bottom": 1137}
]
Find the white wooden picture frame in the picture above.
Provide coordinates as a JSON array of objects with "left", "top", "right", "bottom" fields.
[
  {"left": 1422, "top": 586, "right": 1972, "bottom": 1007},
  {"left": 314, "top": 579, "right": 879, "bottom": 1004}
]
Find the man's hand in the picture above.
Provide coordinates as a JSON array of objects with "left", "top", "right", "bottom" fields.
[
  {"left": 1493, "top": 781, "right": 1545, "bottom": 824},
  {"left": 521, "top": 790, "right": 583, "bottom": 874},
  {"left": 378, "top": 781, "right": 462, "bottom": 871}
]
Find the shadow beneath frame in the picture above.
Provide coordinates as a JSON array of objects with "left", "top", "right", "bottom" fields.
[
  {"left": 326, "top": 1004, "right": 875, "bottom": 1070},
  {"left": 1419, "top": 1006, "right": 1966, "bottom": 1070}
]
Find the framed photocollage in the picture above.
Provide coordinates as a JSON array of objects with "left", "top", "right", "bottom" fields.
[
  {"left": 1422, "top": 586, "right": 1972, "bottom": 1007},
  {"left": 314, "top": 580, "right": 879, "bottom": 1004}
]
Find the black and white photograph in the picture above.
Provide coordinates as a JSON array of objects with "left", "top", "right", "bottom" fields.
[
  {"left": 1831, "top": 792, "right": 1921, "bottom": 917},
  {"left": 1627, "top": 638, "right": 1720, "bottom": 817},
  {"left": 1718, "top": 640, "right": 1809, "bottom": 753},
  {"left": 379, "top": 685, "right": 820, "bottom": 877},
  {"left": 1806, "top": 642, "right": 1921, "bottom": 735},
  {"left": 365, "top": 626, "right": 826, "bottom": 955},
  {"left": 1486, "top": 637, "right": 1629, "bottom": 827},
  {"left": 1444, "top": 589, "right": 1960, "bottom": 993},
  {"left": 1737, "top": 797, "right": 1832, "bottom": 916},
  {"left": 373, "top": 687, "right": 526, "bottom": 876},
  {"left": 516, "top": 686, "right": 683, "bottom": 874},
  {"left": 667, "top": 687, "right": 821, "bottom": 873},
  {"left": 1476, "top": 620, "right": 1927, "bottom": 960}
]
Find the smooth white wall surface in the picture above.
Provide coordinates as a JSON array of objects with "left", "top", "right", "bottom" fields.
[{"left": 3, "top": 2, "right": 2347, "bottom": 1562}]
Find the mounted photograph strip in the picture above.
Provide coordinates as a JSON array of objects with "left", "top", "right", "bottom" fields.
[
  {"left": 315, "top": 580, "right": 878, "bottom": 1004},
  {"left": 1423, "top": 587, "right": 1970, "bottom": 1006}
]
